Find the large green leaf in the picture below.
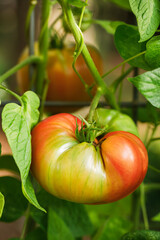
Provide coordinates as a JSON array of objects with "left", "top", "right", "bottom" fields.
[
  {"left": 114, "top": 25, "right": 151, "bottom": 70},
  {"left": 2, "top": 91, "right": 45, "bottom": 212},
  {"left": 30, "top": 189, "right": 94, "bottom": 238},
  {"left": 93, "top": 217, "right": 132, "bottom": 240},
  {"left": 145, "top": 36, "right": 160, "bottom": 69},
  {"left": 86, "top": 195, "right": 132, "bottom": 229},
  {"left": 48, "top": 206, "right": 75, "bottom": 240},
  {"left": 129, "top": 0, "right": 160, "bottom": 42},
  {"left": 121, "top": 230, "right": 160, "bottom": 239},
  {"left": 94, "top": 20, "right": 125, "bottom": 35},
  {"left": 0, "top": 176, "right": 28, "bottom": 222},
  {"left": 128, "top": 68, "right": 160, "bottom": 108},
  {"left": 0, "top": 192, "right": 4, "bottom": 218}
]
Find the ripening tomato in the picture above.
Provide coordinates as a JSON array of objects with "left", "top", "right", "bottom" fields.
[
  {"left": 31, "top": 113, "right": 148, "bottom": 204},
  {"left": 17, "top": 44, "right": 103, "bottom": 112}
]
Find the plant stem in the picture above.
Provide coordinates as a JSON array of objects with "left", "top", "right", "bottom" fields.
[
  {"left": 0, "top": 55, "right": 42, "bottom": 85},
  {"left": 148, "top": 165, "right": 160, "bottom": 174},
  {"left": 0, "top": 85, "right": 23, "bottom": 105},
  {"left": 59, "top": 0, "right": 119, "bottom": 110},
  {"left": 87, "top": 89, "right": 102, "bottom": 122},
  {"left": 78, "top": 0, "right": 88, "bottom": 28},
  {"left": 140, "top": 183, "right": 149, "bottom": 230},
  {"left": 130, "top": 188, "right": 141, "bottom": 230},
  {"left": 39, "top": 77, "right": 49, "bottom": 120},
  {"left": 144, "top": 183, "right": 160, "bottom": 192},
  {"left": 110, "top": 66, "right": 134, "bottom": 93},
  {"left": 146, "top": 124, "right": 158, "bottom": 148},
  {"left": 102, "top": 51, "right": 146, "bottom": 78},
  {"left": 25, "top": 0, "right": 37, "bottom": 35},
  {"left": 20, "top": 204, "right": 31, "bottom": 240},
  {"left": 36, "top": 0, "right": 50, "bottom": 96}
]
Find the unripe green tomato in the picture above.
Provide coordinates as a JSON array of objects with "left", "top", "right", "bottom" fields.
[
  {"left": 31, "top": 113, "right": 148, "bottom": 204},
  {"left": 94, "top": 108, "right": 139, "bottom": 136},
  {"left": 145, "top": 36, "right": 160, "bottom": 69}
]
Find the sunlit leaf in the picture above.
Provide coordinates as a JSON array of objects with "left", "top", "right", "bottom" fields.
[
  {"left": 129, "top": 0, "right": 160, "bottom": 42},
  {"left": 2, "top": 91, "right": 45, "bottom": 212},
  {"left": 128, "top": 68, "right": 160, "bottom": 108}
]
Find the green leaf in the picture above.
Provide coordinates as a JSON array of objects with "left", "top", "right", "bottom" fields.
[
  {"left": 25, "top": 228, "right": 47, "bottom": 240},
  {"left": 152, "top": 212, "right": 160, "bottom": 222},
  {"left": 93, "top": 217, "right": 132, "bottom": 240},
  {"left": 129, "top": 0, "right": 160, "bottom": 42},
  {"left": 86, "top": 195, "right": 132, "bottom": 230},
  {"left": 145, "top": 36, "right": 160, "bottom": 69},
  {"left": 0, "top": 176, "right": 28, "bottom": 222},
  {"left": 0, "top": 155, "right": 19, "bottom": 174},
  {"left": 68, "top": 0, "right": 87, "bottom": 8},
  {"left": 94, "top": 20, "right": 125, "bottom": 35},
  {"left": 108, "top": 0, "right": 131, "bottom": 10},
  {"left": 128, "top": 68, "right": 160, "bottom": 108},
  {"left": 48, "top": 206, "right": 75, "bottom": 240},
  {"left": 30, "top": 189, "right": 94, "bottom": 238},
  {"left": 114, "top": 25, "right": 151, "bottom": 70},
  {"left": 121, "top": 230, "right": 160, "bottom": 239},
  {"left": 0, "top": 192, "right": 4, "bottom": 218},
  {"left": 2, "top": 91, "right": 45, "bottom": 212}
]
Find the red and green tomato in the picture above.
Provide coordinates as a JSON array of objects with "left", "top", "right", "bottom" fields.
[{"left": 31, "top": 113, "right": 148, "bottom": 204}]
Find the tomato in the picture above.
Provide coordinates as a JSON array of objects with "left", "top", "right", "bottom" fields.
[
  {"left": 17, "top": 44, "right": 103, "bottom": 112},
  {"left": 31, "top": 113, "right": 148, "bottom": 204},
  {"left": 94, "top": 108, "right": 139, "bottom": 136}
]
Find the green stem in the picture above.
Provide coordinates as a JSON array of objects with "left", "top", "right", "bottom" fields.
[
  {"left": 36, "top": 0, "right": 50, "bottom": 96},
  {"left": 144, "top": 183, "right": 160, "bottom": 192},
  {"left": 87, "top": 89, "right": 102, "bottom": 123},
  {"left": 20, "top": 204, "right": 31, "bottom": 240},
  {"left": 78, "top": 0, "right": 88, "bottom": 28},
  {"left": 146, "top": 124, "right": 158, "bottom": 149},
  {"left": 25, "top": 0, "right": 37, "bottom": 35},
  {"left": 148, "top": 165, "right": 160, "bottom": 174},
  {"left": 110, "top": 66, "right": 134, "bottom": 93},
  {"left": 59, "top": 0, "right": 119, "bottom": 110},
  {"left": 102, "top": 51, "right": 146, "bottom": 78},
  {"left": 0, "top": 55, "right": 42, "bottom": 85},
  {"left": 0, "top": 85, "right": 22, "bottom": 105},
  {"left": 140, "top": 183, "right": 149, "bottom": 230},
  {"left": 130, "top": 189, "right": 141, "bottom": 230},
  {"left": 39, "top": 77, "right": 49, "bottom": 120}
]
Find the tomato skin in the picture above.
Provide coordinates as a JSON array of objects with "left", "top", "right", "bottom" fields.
[
  {"left": 17, "top": 44, "right": 103, "bottom": 112},
  {"left": 31, "top": 113, "right": 148, "bottom": 204}
]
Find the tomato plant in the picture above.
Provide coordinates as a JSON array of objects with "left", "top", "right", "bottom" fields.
[
  {"left": 31, "top": 113, "right": 148, "bottom": 204},
  {"left": 1, "top": 0, "right": 160, "bottom": 239}
]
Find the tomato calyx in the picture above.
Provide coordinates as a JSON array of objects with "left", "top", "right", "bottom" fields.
[{"left": 75, "top": 116, "right": 108, "bottom": 144}]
